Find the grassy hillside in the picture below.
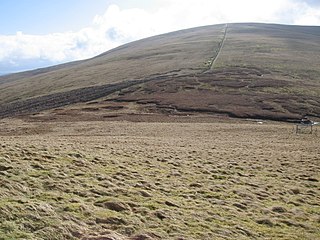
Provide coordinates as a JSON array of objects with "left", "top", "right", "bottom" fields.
[
  {"left": 0, "top": 25, "right": 225, "bottom": 105},
  {"left": 99, "top": 23, "right": 320, "bottom": 121},
  {"left": 0, "top": 23, "right": 319, "bottom": 121}
]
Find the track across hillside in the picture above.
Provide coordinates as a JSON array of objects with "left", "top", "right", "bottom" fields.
[
  {"left": 204, "top": 23, "right": 228, "bottom": 73},
  {"left": 210, "top": 23, "right": 228, "bottom": 70}
]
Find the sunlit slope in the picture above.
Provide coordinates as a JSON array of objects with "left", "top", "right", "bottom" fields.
[
  {"left": 0, "top": 25, "right": 226, "bottom": 105},
  {"left": 0, "top": 23, "right": 319, "bottom": 120},
  {"left": 215, "top": 23, "right": 320, "bottom": 87},
  {"left": 108, "top": 23, "right": 320, "bottom": 120}
]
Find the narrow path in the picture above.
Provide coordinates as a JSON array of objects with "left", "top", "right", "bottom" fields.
[{"left": 204, "top": 23, "right": 228, "bottom": 72}]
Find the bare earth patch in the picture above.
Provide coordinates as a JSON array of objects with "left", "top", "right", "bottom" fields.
[{"left": 0, "top": 119, "right": 319, "bottom": 239}]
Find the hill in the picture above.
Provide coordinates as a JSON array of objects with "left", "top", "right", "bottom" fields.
[
  {"left": 1, "top": 23, "right": 319, "bottom": 240},
  {"left": 0, "top": 23, "right": 319, "bottom": 121}
]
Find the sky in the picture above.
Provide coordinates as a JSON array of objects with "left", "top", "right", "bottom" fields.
[{"left": 0, "top": 0, "right": 320, "bottom": 74}]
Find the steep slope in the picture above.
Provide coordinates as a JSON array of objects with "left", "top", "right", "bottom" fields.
[{"left": 0, "top": 23, "right": 319, "bottom": 121}]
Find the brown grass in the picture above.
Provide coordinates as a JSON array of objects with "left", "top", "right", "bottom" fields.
[{"left": 0, "top": 118, "right": 319, "bottom": 239}]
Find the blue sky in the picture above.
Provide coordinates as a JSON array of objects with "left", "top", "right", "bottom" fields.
[
  {"left": 0, "top": 0, "right": 320, "bottom": 74},
  {"left": 1, "top": 0, "right": 109, "bottom": 34},
  {"left": 0, "top": 0, "right": 155, "bottom": 35}
]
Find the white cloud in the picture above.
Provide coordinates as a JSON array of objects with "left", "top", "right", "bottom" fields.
[
  {"left": 291, "top": 1, "right": 320, "bottom": 25},
  {"left": 0, "top": 0, "right": 319, "bottom": 73}
]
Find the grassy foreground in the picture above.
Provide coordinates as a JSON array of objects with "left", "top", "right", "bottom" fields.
[{"left": 0, "top": 119, "right": 319, "bottom": 239}]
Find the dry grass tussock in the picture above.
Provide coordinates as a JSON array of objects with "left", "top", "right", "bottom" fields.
[{"left": 0, "top": 119, "right": 319, "bottom": 239}]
